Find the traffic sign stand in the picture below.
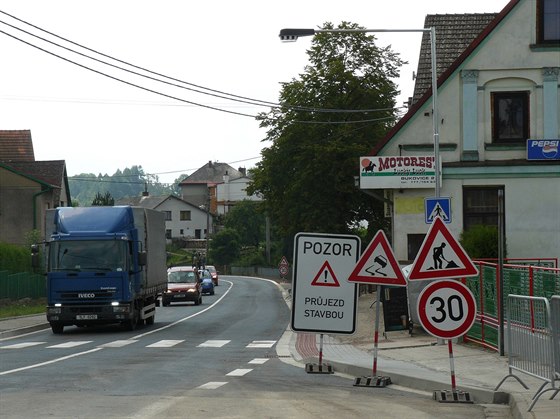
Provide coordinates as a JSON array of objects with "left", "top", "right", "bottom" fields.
[
  {"left": 305, "top": 334, "right": 334, "bottom": 374},
  {"left": 353, "top": 284, "right": 392, "bottom": 388},
  {"left": 417, "top": 280, "right": 477, "bottom": 403}
]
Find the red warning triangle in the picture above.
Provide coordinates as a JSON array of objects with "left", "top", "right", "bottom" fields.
[
  {"left": 347, "top": 230, "right": 407, "bottom": 286},
  {"left": 311, "top": 261, "right": 340, "bottom": 287},
  {"left": 408, "top": 216, "right": 478, "bottom": 281}
]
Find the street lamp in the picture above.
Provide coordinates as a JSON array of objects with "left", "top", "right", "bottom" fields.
[{"left": 279, "top": 27, "right": 441, "bottom": 197}]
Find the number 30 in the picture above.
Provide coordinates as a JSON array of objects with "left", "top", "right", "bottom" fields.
[{"left": 429, "top": 295, "right": 464, "bottom": 323}]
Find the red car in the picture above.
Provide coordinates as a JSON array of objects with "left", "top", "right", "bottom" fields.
[
  {"left": 162, "top": 266, "right": 202, "bottom": 306},
  {"left": 206, "top": 265, "right": 219, "bottom": 286}
]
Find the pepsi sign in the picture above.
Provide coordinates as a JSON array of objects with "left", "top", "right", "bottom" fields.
[{"left": 527, "top": 139, "right": 560, "bottom": 160}]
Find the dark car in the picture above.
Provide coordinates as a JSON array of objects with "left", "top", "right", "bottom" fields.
[
  {"left": 206, "top": 265, "right": 219, "bottom": 286},
  {"left": 162, "top": 266, "right": 202, "bottom": 306}
]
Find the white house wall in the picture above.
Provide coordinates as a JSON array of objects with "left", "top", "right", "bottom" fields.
[
  {"left": 156, "top": 198, "right": 211, "bottom": 239},
  {"left": 375, "top": 0, "right": 560, "bottom": 263}
]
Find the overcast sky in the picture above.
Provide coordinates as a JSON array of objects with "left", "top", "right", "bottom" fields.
[{"left": 0, "top": 1, "right": 507, "bottom": 184}]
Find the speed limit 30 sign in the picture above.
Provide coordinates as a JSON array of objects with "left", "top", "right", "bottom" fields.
[{"left": 417, "top": 280, "right": 477, "bottom": 339}]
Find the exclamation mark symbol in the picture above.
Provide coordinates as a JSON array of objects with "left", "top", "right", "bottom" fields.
[{"left": 324, "top": 270, "right": 328, "bottom": 283}]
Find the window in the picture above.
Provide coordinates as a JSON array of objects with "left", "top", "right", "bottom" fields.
[
  {"left": 463, "top": 186, "right": 503, "bottom": 231},
  {"left": 165, "top": 229, "right": 172, "bottom": 239},
  {"left": 492, "top": 92, "right": 529, "bottom": 143},
  {"left": 180, "top": 229, "right": 184, "bottom": 235},
  {"left": 164, "top": 211, "right": 172, "bottom": 221},
  {"left": 538, "top": 0, "right": 560, "bottom": 43},
  {"left": 180, "top": 210, "right": 191, "bottom": 221}
]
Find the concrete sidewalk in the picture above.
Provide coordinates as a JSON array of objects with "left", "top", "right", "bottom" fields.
[{"left": 1, "top": 309, "right": 558, "bottom": 418}]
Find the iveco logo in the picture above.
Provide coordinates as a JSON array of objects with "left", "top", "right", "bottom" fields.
[{"left": 78, "top": 293, "right": 95, "bottom": 298}]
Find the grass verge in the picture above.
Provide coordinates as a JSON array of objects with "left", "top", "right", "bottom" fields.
[{"left": 0, "top": 298, "right": 46, "bottom": 319}]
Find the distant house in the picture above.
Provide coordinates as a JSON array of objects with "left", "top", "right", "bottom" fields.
[
  {"left": 115, "top": 194, "right": 212, "bottom": 240},
  {"left": 0, "top": 130, "right": 71, "bottom": 245},
  {"left": 179, "top": 161, "right": 261, "bottom": 216}
]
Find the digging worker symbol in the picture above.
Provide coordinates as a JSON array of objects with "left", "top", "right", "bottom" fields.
[{"left": 433, "top": 242, "right": 447, "bottom": 269}]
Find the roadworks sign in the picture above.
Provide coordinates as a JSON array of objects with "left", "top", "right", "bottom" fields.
[{"left": 408, "top": 216, "right": 478, "bottom": 281}]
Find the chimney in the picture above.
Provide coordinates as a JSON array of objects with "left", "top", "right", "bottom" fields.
[
  {"left": 238, "top": 167, "right": 246, "bottom": 176},
  {"left": 142, "top": 182, "right": 149, "bottom": 196},
  {"left": 223, "top": 170, "right": 229, "bottom": 183}
]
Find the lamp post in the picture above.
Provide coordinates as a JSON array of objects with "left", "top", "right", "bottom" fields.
[{"left": 279, "top": 27, "right": 441, "bottom": 197}]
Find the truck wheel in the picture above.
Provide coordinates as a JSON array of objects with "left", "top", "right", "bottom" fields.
[
  {"left": 124, "top": 310, "right": 139, "bottom": 331},
  {"left": 50, "top": 322, "right": 64, "bottom": 334}
]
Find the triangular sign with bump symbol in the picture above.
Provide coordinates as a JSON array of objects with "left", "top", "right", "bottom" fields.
[{"left": 347, "top": 230, "right": 406, "bottom": 286}]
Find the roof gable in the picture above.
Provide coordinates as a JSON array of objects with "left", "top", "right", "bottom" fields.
[
  {"left": 370, "top": 0, "right": 520, "bottom": 156},
  {"left": 180, "top": 161, "right": 244, "bottom": 185},
  {"left": 115, "top": 194, "right": 204, "bottom": 211},
  {"left": 5, "top": 160, "right": 67, "bottom": 188}
]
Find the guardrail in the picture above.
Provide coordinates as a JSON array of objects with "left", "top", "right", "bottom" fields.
[
  {"left": 494, "top": 294, "right": 559, "bottom": 412},
  {"left": 464, "top": 262, "right": 560, "bottom": 350}
]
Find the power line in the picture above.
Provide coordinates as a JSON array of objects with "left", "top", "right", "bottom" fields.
[{"left": 0, "top": 10, "right": 406, "bottom": 119}]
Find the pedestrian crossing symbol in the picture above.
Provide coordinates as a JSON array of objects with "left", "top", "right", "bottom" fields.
[
  {"left": 311, "top": 261, "right": 340, "bottom": 287},
  {"left": 425, "top": 197, "right": 451, "bottom": 224}
]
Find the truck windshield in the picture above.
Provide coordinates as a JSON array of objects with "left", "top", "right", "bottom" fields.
[{"left": 49, "top": 240, "right": 128, "bottom": 272}]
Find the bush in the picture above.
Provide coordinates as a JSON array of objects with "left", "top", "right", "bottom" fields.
[
  {"left": 460, "top": 225, "right": 505, "bottom": 259},
  {"left": 0, "top": 242, "right": 33, "bottom": 273}
]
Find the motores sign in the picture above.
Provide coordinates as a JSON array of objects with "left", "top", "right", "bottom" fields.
[
  {"left": 360, "top": 155, "right": 437, "bottom": 189},
  {"left": 291, "top": 232, "right": 359, "bottom": 334}
]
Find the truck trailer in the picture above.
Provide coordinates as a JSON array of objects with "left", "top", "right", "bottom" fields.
[{"left": 35, "top": 206, "right": 167, "bottom": 334}]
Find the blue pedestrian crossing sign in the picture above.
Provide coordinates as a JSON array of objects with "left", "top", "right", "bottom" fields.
[{"left": 425, "top": 197, "right": 451, "bottom": 224}]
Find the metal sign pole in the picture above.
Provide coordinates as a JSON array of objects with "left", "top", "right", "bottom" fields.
[{"left": 354, "top": 284, "right": 392, "bottom": 387}]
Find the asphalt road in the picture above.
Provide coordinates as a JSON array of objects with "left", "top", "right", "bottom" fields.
[{"left": 0, "top": 276, "right": 510, "bottom": 418}]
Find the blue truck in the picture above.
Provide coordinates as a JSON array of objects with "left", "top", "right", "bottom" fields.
[{"left": 34, "top": 206, "right": 167, "bottom": 334}]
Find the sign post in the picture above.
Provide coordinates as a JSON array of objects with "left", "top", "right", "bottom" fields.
[
  {"left": 292, "top": 232, "right": 360, "bottom": 373},
  {"left": 347, "top": 230, "right": 406, "bottom": 387}
]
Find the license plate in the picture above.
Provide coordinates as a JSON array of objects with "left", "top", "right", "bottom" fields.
[
  {"left": 173, "top": 293, "right": 186, "bottom": 298},
  {"left": 76, "top": 314, "right": 97, "bottom": 320}
]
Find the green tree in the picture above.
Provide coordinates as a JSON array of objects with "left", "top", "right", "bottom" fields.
[
  {"left": 208, "top": 228, "right": 241, "bottom": 267},
  {"left": 249, "top": 22, "right": 401, "bottom": 249},
  {"left": 91, "top": 191, "right": 115, "bottom": 206},
  {"left": 223, "top": 200, "right": 265, "bottom": 248}
]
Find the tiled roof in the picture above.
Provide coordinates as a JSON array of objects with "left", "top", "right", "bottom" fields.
[
  {"left": 0, "top": 130, "right": 35, "bottom": 162},
  {"left": 369, "top": 0, "right": 520, "bottom": 156},
  {"left": 6, "top": 160, "right": 66, "bottom": 188},
  {"left": 115, "top": 194, "right": 201, "bottom": 210},
  {"left": 180, "top": 161, "right": 244, "bottom": 185},
  {"left": 412, "top": 13, "right": 498, "bottom": 104}
]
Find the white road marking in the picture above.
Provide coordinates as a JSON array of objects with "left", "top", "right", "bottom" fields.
[
  {"left": 98, "top": 340, "right": 137, "bottom": 348},
  {"left": 146, "top": 339, "right": 184, "bottom": 348},
  {"left": 0, "top": 348, "right": 102, "bottom": 376},
  {"left": 0, "top": 342, "right": 45, "bottom": 349},
  {"left": 131, "top": 280, "right": 234, "bottom": 339},
  {"left": 47, "top": 341, "right": 92, "bottom": 348},
  {"left": 197, "top": 381, "right": 228, "bottom": 390},
  {"left": 246, "top": 340, "right": 276, "bottom": 348},
  {"left": 248, "top": 358, "right": 269, "bottom": 365},
  {"left": 226, "top": 368, "right": 252, "bottom": 377},
  {"left": 197, "top": 340, "right": 231, "bottom": 348}
]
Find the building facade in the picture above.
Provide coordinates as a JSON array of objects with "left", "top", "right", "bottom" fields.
[{"left": 361, "top": 0, "right": 560, "bottom": 262}]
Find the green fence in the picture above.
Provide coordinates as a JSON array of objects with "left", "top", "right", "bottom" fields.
[
  {"left": 0, "top": 270, "right": 46, "bottom": 300},
  {"left": 464, "top": 262, "right": 560, "bottom": 351}
]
